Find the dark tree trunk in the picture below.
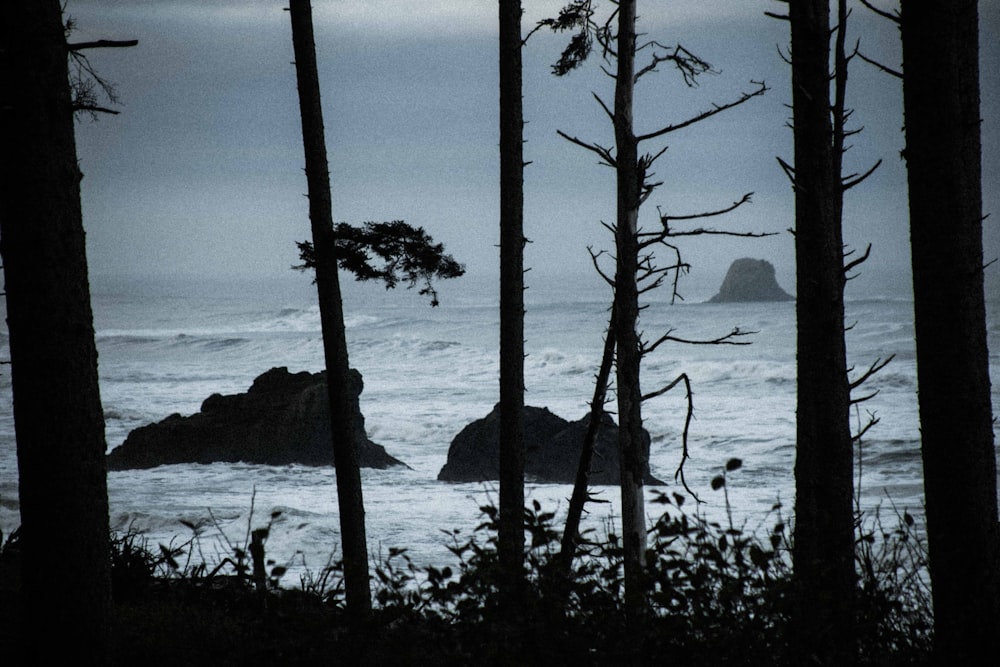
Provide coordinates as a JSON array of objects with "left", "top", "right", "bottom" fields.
[
  {"left": 559, "top": 304, "right": 615, "bottom": 571},
  {"left": 287, "top": 0, "right": 371, "bottom": 619},
  {"left": 901, "top": 1, "right": 1000, "bottom": 659},
  {"left": 498, "top": 0, "right": 526, "bottom": 586},
  {"left": 787, "top": 1, "right": 856, "bottom": 663},
  {"left": 612, "top": 0, "right": 648, "bottom": 629},
  {"left": 0, "top": 1, "right": 112, "bottom": 662}
]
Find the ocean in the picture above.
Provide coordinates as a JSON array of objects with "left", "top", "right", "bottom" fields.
[{"left": 1, "top": 273, "right": 997, "bottom": 582}]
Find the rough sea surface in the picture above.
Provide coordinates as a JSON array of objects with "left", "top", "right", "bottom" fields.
[{"left": 1, "top": 274, "right": 997, "bottom": 581}]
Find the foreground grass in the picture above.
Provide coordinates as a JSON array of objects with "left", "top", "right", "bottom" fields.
[{"left": 0, "top": 466, "right": 932, "bottom": 665}]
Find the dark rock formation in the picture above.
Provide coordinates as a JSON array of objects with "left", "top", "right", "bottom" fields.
[
  {"left": 437, "top": 404, "right": 663, "bottom": 485},
  {"left": 708, "top": 258, "right": 793, "bottom": 303},
  {"left": 107, "top": 367, "right": 405, "bottom": 470}
]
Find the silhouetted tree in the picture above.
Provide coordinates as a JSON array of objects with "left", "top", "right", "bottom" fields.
[
  {"left": 287, "top": 2, "right": 464, "bottom": 622},
  {"left": 286, "top": 0, "right": 372, "bottom": 620},
  {"left": 498, "top": 0, "right": 527, "bottom": 593},
  {"left": 0, "top": 2, "right": 131, "bottom": 662},
  {"left": 770, "top": 0, "right": 883, "bottom": 661},
  {"left": 543, "top": 0, "right": 766, "bottom": 635},
  {"left": 897, "top": 1, "right": 1000, "bottom": 659}
]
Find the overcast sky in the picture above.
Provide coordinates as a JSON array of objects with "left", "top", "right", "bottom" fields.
[{"left": 66, "top": 0, "right": 999, "bottom": 301}]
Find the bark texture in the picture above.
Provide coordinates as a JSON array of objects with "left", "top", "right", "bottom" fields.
[
  {"left": 498, "top": 0, "right": 526, "bottom": 584},
  {"left": 901, "top": 1, "right": 1000, "bottom": 659},
  {"left": 287, "top": 0, "right": 371, "bottom": 618},
  {"left": 612, "top": 0, "right": 648, "bottom": 627},
  {"left": 0, "top": 1, "right": 112, "bottom": 662},
  {"left": 788, "top": 1, "right": 856, "bottom": 663}
]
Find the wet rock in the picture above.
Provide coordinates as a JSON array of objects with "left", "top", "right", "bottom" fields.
[
  {"left": 107, "top": 367, "right": 405, "bottom": 470},
  {"left": 437, "top": 404, "right": 663, "bottom": 485}
]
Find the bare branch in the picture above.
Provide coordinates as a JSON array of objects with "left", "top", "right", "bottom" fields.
[
  {"left": 659, "top": 193, "right": 754, "bottom": 225},
  {"left": 71, "top": 104, "right": 120, "bottom": 115},
  {"left": 856, "top": 50, "right": 903, "bottom": 79},
  {"left": 849, "top": 354, "right": 895, "bottom": 391},
  {"left": 776, "top": 156, "right": 796, "bottom": 185},
  {"left": 637, "top": 80, "right": 768, "bottom": 143},
  {"left": 856, "top": 0, "right": 901, "bottom": 23},
  {"left": 634, "top": 43, "right": 715, "bottom": 84},
  {"left": 843, "top": 243, "right": 872, "bottom": 275},
  {"left": 842, "top": 158, "right": 882, "bottom": 191},
  {"left": 775, "top": 43, "right": 792, "bottom": 66},
  {"left": 850, "top": 390, "right": 880, "bottom": 405},
  {"left": 587, "top": 246, "right": 615, "bottom": 287},
  {"left": 592, "top": 91, "right": 615, "bottom": 122},
  {"left": 67, "top": 39, "right": 139, "bottom": 51},
  {"left": 852, "top": 411, "right": 882, "bottom": 442},
  {"left": 556, "top": 129, "right": 617, "bottom": 167},
  {"left": 640, "top": 373, "right": 699, "bottom": 499},
  {"left": 644, "top": 326, "right": 753, "bottom": 356}
]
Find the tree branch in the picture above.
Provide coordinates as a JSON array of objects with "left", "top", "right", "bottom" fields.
[
  {"left": 843, "top": 243, "right": 872, "bottom": 275},
  {"left": 842, "top": 158, "right": 882, "bottom": 191},
  {"left": 640, "top": 373, "right": 699, "bottom": 500},
  {"left": 643, "top": 326, "right": 753, "bottom": 356},
  {"left": 67, "top": 39, "right": 139, "bottom": 51},
  {"left": 849, "top": 354, "right": 895, "bottom": 391},
  {"left": 856, "top": 50, "right": 903, "bottom": 79},
  {"left": 856, "top": 0, "right": 900, "bottom": 24},
  {"left": 658, "top": 193, "right": 754, "bottom": 225},
  {"left": 637, "top": 80, "right": 768, "bottom": 143},
  {"left": 556, "top": 129, "right": 616, "bottom": 167}
]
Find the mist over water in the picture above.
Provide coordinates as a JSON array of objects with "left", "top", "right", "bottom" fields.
[{"left": 1, "top": 273, "right": 997, "bottom": 579}]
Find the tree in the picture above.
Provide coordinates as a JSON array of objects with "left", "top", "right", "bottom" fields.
[
  {"left": 498, "top": 0, "right": 527, "bottom": 592},
  {"left": 770, "top": 0, "right": 883, "bottom": 661},
  {"left": 286, "top": 0, "right": 372, "bottom": 620},
  {"left": 286, "top": 2, "right": 464, "bottom": 622},
  {"left": 0, "top": 2, "right": 131, "bottom": 662},
  {"left": 896, "top": 1, "right": 1000, "bottom": 659},
  {"left": 543, "top": 0, "right": 766, "bottom": 633}
]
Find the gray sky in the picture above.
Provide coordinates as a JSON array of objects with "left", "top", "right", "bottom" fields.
[{"left": 67, "top": 0, "right": 999, "bottom": 301}]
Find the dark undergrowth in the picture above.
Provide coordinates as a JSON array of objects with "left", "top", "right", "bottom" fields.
[{"left": 0, "top": 462, "right": 932, "bottom": 666}]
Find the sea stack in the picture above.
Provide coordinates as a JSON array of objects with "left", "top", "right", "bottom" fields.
[
  {"left": 438, "top": 404, "right": 663, "bottom": 485},
  {"left": 708, "top": 258, "right": 793, "bottom": 303},
  {"left": 106, "top": 366, "right": 406, "bottom": 470}
]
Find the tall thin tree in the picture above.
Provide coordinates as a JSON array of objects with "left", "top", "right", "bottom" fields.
[
  {"left": 544, "top": 0, "right": 766, "bottom": 634},
  {"left": 286, "top": 0, "right": 371, "bottom": 619},
  {"left": 498, "top": 0, "right": 526, "bottom": 589},
  {"left": 772, "top": 0, "right": 882, "bottom": 661},
  {"left": 899, "top": 1, "right": 1000, "bottom": 659},
  {"left": 0, "top": 1, "right": 131, "bottom": 661}
]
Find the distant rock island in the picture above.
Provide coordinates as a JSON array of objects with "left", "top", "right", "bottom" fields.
[
  {"left": 107, "top": 367, "right": 406, "bottom": 470},
  {"left": 438, "top": 404, "right": 663, "bottom": 485},
  {"left": 708, "top": 258, "right": 793, "bottom": 303}
]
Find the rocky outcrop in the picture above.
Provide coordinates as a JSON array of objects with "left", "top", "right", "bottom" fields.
[
  {"left": 708, "top": 258, "right": 793, "bottom": 303},
  {"left": 437, "top": 404, "right": 663, "bottom": 485},
  {"left": 107, "top": 367, "right": 406, "bottom": 470}
]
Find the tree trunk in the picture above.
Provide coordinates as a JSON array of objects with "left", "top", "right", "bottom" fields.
[
  {"left": 498, "top": 0, "right": 526, "bottom": 587},
  {"left": 901, "top": 1, "right": 1000, "bottom": 659},
  {"left": 787, "top": 1, "right": 856, "bottom": 663},
  {"left": 559, "top": 305, "right": 615, "bottom": 571},
  {"left": 612, "top": 0, "right": 648, "bottom": 631},
  {"left": 287, "top": 0, "right": 371, "bottom": 619},
  {"left": 0, "top": 1, "right": 112, "bottom": 662}
]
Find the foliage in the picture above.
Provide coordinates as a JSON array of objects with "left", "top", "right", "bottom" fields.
[
  {"left": 0, "top": 468, "right": 932, "bottom": 665},
  {"left": 295, "top": 220, "right": 465, "bottom": 306}
]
